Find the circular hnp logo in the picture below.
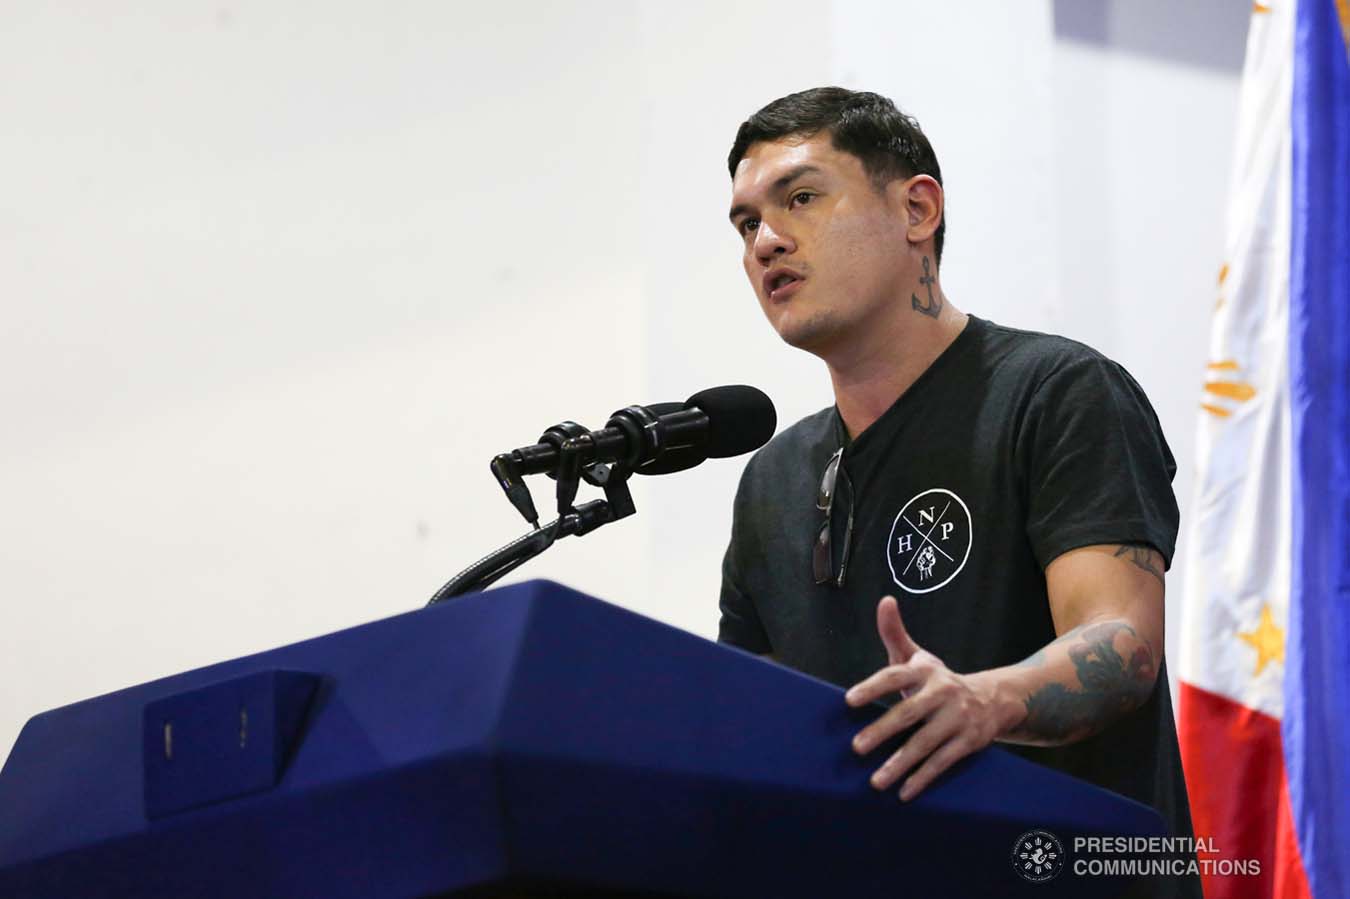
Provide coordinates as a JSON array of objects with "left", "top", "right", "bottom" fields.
[
  {"left": 1012, "top": 830, "right": 1065, "bottom": 883},
  {"left": 885, "top": 488, "right": 972, "bottom": 594}
]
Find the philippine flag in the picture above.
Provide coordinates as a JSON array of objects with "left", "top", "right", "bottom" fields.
[{"left": 1177, "top": 2, "right": 1349, "bottom": 898}]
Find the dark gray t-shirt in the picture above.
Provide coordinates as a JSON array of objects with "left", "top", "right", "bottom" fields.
[{"left": 718, "top": 315, "right": 1199, "bottom": 898}]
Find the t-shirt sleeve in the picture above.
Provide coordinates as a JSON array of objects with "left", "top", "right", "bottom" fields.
[
  {"left": 717, "top": 459, "right": 773, "bottom": 654},
  {"left": 1019, "top": 354, "right": 1180, "bottom": 570}
]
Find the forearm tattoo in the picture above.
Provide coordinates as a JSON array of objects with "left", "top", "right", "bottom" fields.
[
  {"left": 910, "top": 255, "right": 942, "bottom": 318},
  {"left": 1012, "top": 621, "right": 1156, "bottom": 743}
]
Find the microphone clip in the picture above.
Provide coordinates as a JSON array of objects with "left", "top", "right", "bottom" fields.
[{"left": 494, "top": 418, "right": 638, "bottom": 530}]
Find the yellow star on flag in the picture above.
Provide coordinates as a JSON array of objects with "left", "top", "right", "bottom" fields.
[{"left": 1237, "top": 604, "right": 1285, "bottom": 676}]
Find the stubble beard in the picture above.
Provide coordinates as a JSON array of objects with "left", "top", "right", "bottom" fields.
[{"left": 776, "top": 306, "right": 843, "bottom": 355}]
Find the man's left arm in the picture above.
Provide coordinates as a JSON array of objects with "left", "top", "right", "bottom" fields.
[{"left": 845, "top": 541, "right": 1164, "bottom": 801}]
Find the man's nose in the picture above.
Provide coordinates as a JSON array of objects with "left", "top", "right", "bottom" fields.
[{"left": 752, "top": 220, "right": 795, "bottom": 263}]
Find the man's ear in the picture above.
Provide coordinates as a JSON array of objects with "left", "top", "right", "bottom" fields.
[{"left": 900, "top": 174, "right": 943, "bottom": 249}]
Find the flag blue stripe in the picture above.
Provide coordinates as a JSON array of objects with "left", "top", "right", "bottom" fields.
[{"left": 1287, "top": 1, "right": 1350, "bottom": 896}]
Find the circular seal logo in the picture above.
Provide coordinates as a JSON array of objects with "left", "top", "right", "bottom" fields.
[
  {"left": 885, "top": 488, "right": 972, "bottom": 594},
  {"left": 1011, "top": 830, "right": 1065, "bottom": 883}
]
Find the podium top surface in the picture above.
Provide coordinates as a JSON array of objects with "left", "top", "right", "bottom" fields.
[{"left": 0, "top": 579, "right": 1163, "bottom": 898}]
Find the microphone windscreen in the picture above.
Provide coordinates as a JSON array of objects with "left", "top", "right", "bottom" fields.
[
  {"left": 685, "top": 385, "right": 777, "bottom": 458},
  {"left": 634, "top": 403, "right": 708, "bottom": 475}
]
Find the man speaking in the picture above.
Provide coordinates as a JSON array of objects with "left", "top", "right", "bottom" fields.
[{"left": 717, "top": 87, "right": 1201, "bottom": 899}]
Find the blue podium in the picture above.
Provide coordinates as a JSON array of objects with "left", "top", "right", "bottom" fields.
[{"left": 0, "top": 580, "right": 1161, "bottom": 897}]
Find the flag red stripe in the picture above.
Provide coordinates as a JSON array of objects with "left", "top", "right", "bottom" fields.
[
  {"left": 1178, "top": 681, "right": 1313, "bottom": 898},
  {"left": 1274, "top": 773, "right": 1313, "bottom": 899}
]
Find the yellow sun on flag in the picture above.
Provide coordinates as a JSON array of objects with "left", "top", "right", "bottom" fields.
[
  {"left": 1201, "top": 360, "right": 1258, "bottom": 418},
  {"left": 1237, "top": 604, "right": 1286, "bottom": 676}
]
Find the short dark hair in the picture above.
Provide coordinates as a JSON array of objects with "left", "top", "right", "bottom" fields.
[{"left": 727, "top": 87, "right": 946, "bottom": 266}]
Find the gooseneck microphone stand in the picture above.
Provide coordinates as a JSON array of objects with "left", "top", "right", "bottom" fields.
[{"left": 426, "top": 420, "right": 638, "bottom": 605}]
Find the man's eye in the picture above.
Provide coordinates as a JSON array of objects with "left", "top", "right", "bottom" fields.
[
  {"left": 790, "top": 191, "right": 815, "bottom": 208},
  {"left": 740, "top": 218, "right": 760, "bottom": 236}
]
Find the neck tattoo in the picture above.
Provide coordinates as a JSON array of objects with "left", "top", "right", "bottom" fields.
[{"left": 911, "top": 256, "right": 942, "bottom": 319}]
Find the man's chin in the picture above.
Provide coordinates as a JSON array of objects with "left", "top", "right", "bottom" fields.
[{"left": 776, "top": 315, "right": 840, "bottom": 355}]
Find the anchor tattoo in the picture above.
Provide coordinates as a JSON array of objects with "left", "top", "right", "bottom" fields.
[{"left": 911, "top": 255, "right": 942, "bottom": 319}]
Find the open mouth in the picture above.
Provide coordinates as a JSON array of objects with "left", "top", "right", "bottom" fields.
[{"left": 767, "top": 273, "right": 802, "bottom": 299}]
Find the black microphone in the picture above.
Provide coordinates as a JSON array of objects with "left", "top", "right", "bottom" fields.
[
  {"left": 632, "top": 386, "right": 778, "bottom": 475},
  {"left": 491, "top": 386, "right": 776, "bottom": 523}
]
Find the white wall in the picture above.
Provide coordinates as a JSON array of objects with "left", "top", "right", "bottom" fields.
[{"left": 0, "top": 1, "right": 1246, "bottom": 758}]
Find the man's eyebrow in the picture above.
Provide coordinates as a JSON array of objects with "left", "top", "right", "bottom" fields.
[{"left": 728, "top": 164, "right": 824, "bottom": 223}]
